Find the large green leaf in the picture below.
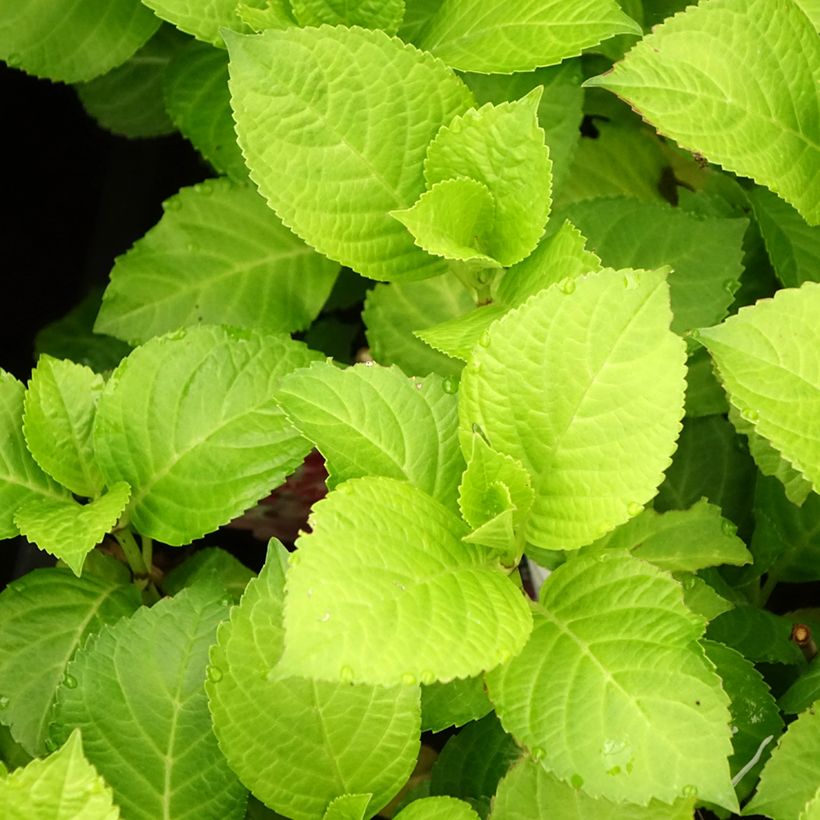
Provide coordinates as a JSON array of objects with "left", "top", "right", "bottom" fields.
[
  {"left": 586, "top": 0, "right": 820, "bottom": 224},
  {"left": 141, "top": 0, "right": 250, "bottom": 44},
  {"left": 0, "top": 0, "right": 159, "bottom": 82},
  {"left": 227, "top": 25, "right": 473, "bottom": 282},
  {"left": 0, "top": 568, "right": 139, "bottom": 756},
  {"left": 280, "top": 477, "right": 532, "bottom": 685},
  {"left": 93, "top": 326, "right": 318, "bottom": 545},
  {"left": 416, "top": 0, "right": 640, "bottom": 73},
  {"left": 208, "top": 541, "right": 420, "bottom": 819},
  {"left": 54, "top": 587, "right": 245, "bottom": 820},
  {"left": 697, "top": 282, "right": 820, "bottom": 493},
  {"left": 290, "top": 0, "right": 404, "bottom": 32},
  {"left": 0, "top": 730, "right": 119, "bottom": 819},
  {"left": 278, "top": 363, "right": 463, "bottom": 508},
  {"left": 459, "top": 268, "right": 686, "bottom": 551},
  {"left": 0, "top": 372, "right": 70, "bottom": 540},
  {"left": 95, "top": 179, "right": 338, "bottom": 344},
  {"left": 487, "top": 552, "right": 737, "bottom": 809}
]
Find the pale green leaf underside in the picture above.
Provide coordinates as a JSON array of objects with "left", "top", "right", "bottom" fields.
[
  {"left": 55, "top": 588, "right": 245, "bottom": 820},
  {"left": 141, "top": 0, "right": 250, "bottom": 45},
  {"left": 208, "top": 542, "right": 420, "bottom": 820},
  {"left": 227, "top": 25, "right": 474, "bottom": 282},
  {"left": 0, "top": 371, "right": 70, "bottom": 540},
  {"left": 14, "top": 483, "right": 131, "bottom": 577},
  {"left": 278, "top": 362, "right": 464, "bottom": 509},
  {"left": 280, "top": 477, "right": 533, "bottom": 685},
  {"left": 459, "top": 268, "right": 687, "bottom": 550},
  {"left": 23, "top": 355, "right": 106, "bottom": 498},
  {"left": 0, "top": 730, "right": 119, "bottom": 820},
  {"left": 0, "top": 568, "right": 139, "bottom": 756},
  {"left": 697, "top": 282, "right": 820, "bottom": 494},
  {"left": 93, "top": 326, "right": 318, "bottom": 545},
  {"left": 487, "top": 552, "right": 736, "bottom": 809},
  {"left": 417, "top": 0, "right": 641, "bottom": 73},
  {"left": 96, "top": 178, "right": 339, "bottom": 344},
  {"left": 586, "top": 0, "right": 820, "bottom": 224},
  {"left": 0, "top": 0, "right": 159, "bottom": 82},
  {"left": 416, "top": 304, "right": 507, "bottom": 363},
  {"left": 396, "top": 797, "right": 480, "bottom": 820},
  {"left": 291, "top": 0, "right": 404, "bottom": 32}
]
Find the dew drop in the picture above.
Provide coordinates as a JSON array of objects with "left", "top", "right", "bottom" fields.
[
  {"left": 570, "top": 773, "right": 584, "bottom": 789},
  {"left": 63, "top": 674, "right": 78, "bottom": 690},
  {"left": 627, "top": 501, "right": 643, "bottom": 517},
  {"left": 742, "top": 408, "right": 760, "bottom": 423},
  {"left": 682, "top": 784, "right": 698, "bottom": 798},
  {"left": 721, "top": 519, "right": 736, "bottom": 536},
  {"left": 340, "top": 665, "right": 354, "bottom": 683},
  {"left": 606, "top": 765, "right": 621, "bottom": 776},
  {"left": 207, "top": 665, "right": 223, "bottom": 683},
  {"left": 0, "top": 695, "right": 9, "bottom": 710},
  {"left": 44, "top": 738, "right": 57, "bottom": 753},
  {"left": 413, "top": 380, "right": 424, "bottom": 390},
  {"left": 401, "top": 673, "right": 417, "bottom": 686},
  {"left": 530, "top": 746, "right": 545, "bottom": 762},
  {"left": 443, "top": 377, "right": 458, "bottom": 394},
  {"left": 559, "top": 278, "right": 576, "bottom": 295},
  {"left": 318, "top": 611, "right": 331, "bottom": 623},
  {"left": 478, "top": 331, "right": 491, "bottom": 348},
  {"left": 731, "top": 724, "right": 739, "bottom": 735}
]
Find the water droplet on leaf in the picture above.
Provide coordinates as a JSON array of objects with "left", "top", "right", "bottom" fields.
[
  {"left": 401, "top": 673, "right": 416, "bottom": 685},
  {"left": 570, "top": 773, "right": 584, "bottom": 788},
  {"left": 443, "top": 377, "right": 458, "bottom": 394},
  {"left": 627, "top": 501, "right": 643, "bottom": 517},
  {"left": 742, "top": 408, "right": 760, "bottom": 423},
  {"left": 207, "top": 665, "right": 223, "bottom": 683},
  {"left": 682, "top": 784, "right": 698, "bottom": 798},
  {"left": 478, "top": 331, "right": 491, "bottom": 348},
  {"left": 530, "top": 746, "right": 545, "bottom": 762},
  {"left": 0, "top": 695, "right": 9, "bottom": 710},
  {"left": 318, "top": 612, "right": 331, "bottom": 622},
  {"left": 340, "top": 665, "right": 354, "bottom": 683},
  {"left": 721, "top": 519, "right": 736, "bottom": 536},
  {"left": 559, "top": 278, "right": 576, "bottom": 295},
  {"left": 63, "top": 674, "right": 78, "bottom": 689}
]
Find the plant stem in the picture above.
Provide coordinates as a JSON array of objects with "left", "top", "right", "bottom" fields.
[
  {"left": 114, "top": 528, "right": 148, "bottom": 578},
  {"left": 141, "top": 535, "right": 153, "bottom": 574}
]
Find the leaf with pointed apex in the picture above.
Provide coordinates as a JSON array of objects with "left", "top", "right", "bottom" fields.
[
  {"left": 280, "top": 477, "right": 532, "bottom": 685},
  {"left": 697, "top": 282, "right": 820, "bottom": 493},
  {"left": 415, "top": 305, "right": 507, "bottom": 363},
  {"left": 163, "top": 547, "right": 255, "bottom": 601},
  {"left": 780, "top": 658, "right": 820, "bottom": 715},
  {"left": 491, "top": 757, "right": 696, "bottom": 820},
  {"left": 417, "top": 0, "right": 640, "bottom": 73},
  {"left": 323, "top": 794, "right": 373, "bottom": 820},
  {"left": 0, "top": 568, "right": 140, "bottom": 756},
  {"left": 706, "top": 607, "right": 805, "bottom": 665},
  {"left": 0, "top": 0, "right": 159, "bottom": 83},
  {"left": 164, "top": 40, "right": 247, "bottom": 179},
  {"left": 227, "top": 26, "right": 473, "bottom": 282},
  {"left": 677, "top": 574, "right": 733, "bottom": 622},
  {"left": 14, "top": 483, "right": 131, "bottom": 577},
  {"left": 278, "top": 363, "right": 463, "bottom": 509},
  {"left": 395, "top": 797, "right": 480, "bottom": 820},
  {"left": 564, "top": 197, "right": 746, "bottom": 333},
  {"left": 291, "top": 0, "right": 404, "bottom": 32},
  {"left": 0, "top": 371, "right": 70, "bottom": 539},
  {"left": 586, "top": 0, "right": 820, "bottom": 224},
  {"left": 0, "top": 730, "right": 119, "bottom": 819},
  {"left": 93, "top": 326, "right": 319, "bottom": 545},
  {"left": 141, "top": 0, "right": 250, "bottom": 44},
  {"left": 420, "top": 677, "right": 493, "bottom": 733},
  {"left": 586, "top": 499, "right": 751, "bottom": 572},
  {"left": 54, "top": 588, "right": 245, "bottom": 820},
  {"left": 746, "top": 705, "right": 820, "bottom": 820},
  {"left": 487, "top": 552, "right": 737, "bottom": 809},
  {"left": 208, "top": 542, "right": 420, "bottom": 819},
  {"left": 96, "top": 179, "right": 338, "bottom": 344},
  {"left": 460, "top": 268, "right": 687, "bottom": 551}
]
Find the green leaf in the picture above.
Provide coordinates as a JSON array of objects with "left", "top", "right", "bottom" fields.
[
  {"left": 74, "top": 25, "right": 184, "bottom": 139},
  {"left": 746, "top": 704, "right": 820, "bottom": 820},
  {"left": 95, "top": 178, "right": 339, "bottom": 344},
  {"left": 237, "top": 1, "right": 295, "bottom": 31},
  {"left": 415, "top": 305, "right": 508, "bottom": 364},
  {"left": 0, "top": 568, "right": 139, "bottom": 756},
  {"left": 22, "top": 356, "right": 105, "bottom": 498},
  {"left": 697, "top": 282, "right": 820, "bottom": 493},
  {"left": 0, "top": 730, "right": 119, "bottom": 819},
  {"left": 395, "top": 797, "right": 480, "bottom": 820},
  {"left": 163, "top": 40, "right": 248, "bottom": 179},
  {"left": 227, "top": 25, "right": 473, "bottom": 282},
  {"left": 706, "top": 607, "right": 805, "bottom": 665},
  {"left": 162, "top": 547, "right": 255, "bottom": 601},
  {"left": 564, "top": 197, "right": 746, "bottom": 333},
  {"left": 0, "top": 0, "right": 159, "bottom": 83},
  {"left": 208, "top": 541, "right": 420, "bottom": 819},
  {"left": 14, "top": 483, "right": 131, "bottom": 577},
  {"left": 459, "top": 268, "right": 686, "bottom": 551},
  {"left": 487, "top": 552, "right": 737, "bottom": 809},
  {"left": 802, "top": 789, "right": 820, "bottom": 820},
  {"left": 93, "top": 326, "right": 319, "bottom": 545},
  {"left": 55, "top": 587, "right": 245, "bottom": 820},
  {"left": 677, "top": 574, "right": 733, "bottom": 622},
  {"left": 420, "top": 677, "right": 493, "bottom": 733},
  {"left": 684, "top": 347, "right": 729, "bottom": 418},
  {"left": 290, "top": 0, "right": 404, "bottom": 32},
  {"left": 323, "top": 794, "right": 372, "bottom": 820},
  {"left": 280, "top": 477, "right": 533, "bottom": 685},
  {"left": 0, "top": 372, "right": 70, "bottom": 540},
  {"left": 416, "top": 0, "right": 640, "bottom": 73},
  {"left": 586, "top": 0, "right": 820, "bottom": 224},
  {"left": 141, "top": 0, "right": 250, "bottom": 44},
  {"left": 278, "top": 363, "right": 464, "bottom": 508},
  {"left": 490, "top": 757, "right": 696, "bottom": 820},
  {"left": 780, "top": 658, "right": 820, "bottom": 715}
]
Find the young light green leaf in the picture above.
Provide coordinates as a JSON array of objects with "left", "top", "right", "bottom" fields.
[
  {"left": 278, "top": 363, "right": 464, "bottom": 509},
  {"left": 697, "top": 282, "right": 820, "bottom": 493},
  {"left": 95, "top": 178, "right": 339, "bottom": 344},
  {"left": 323, "top": 794, "right": 373, "bottom": 820},
  {"left": 280, "top": 477, "right": 533, "bottom": 685},
  {"left": 706, "top": 607, "right": 805, "bottom": 665},
  {"left": 487, "top": 552, "right": 737, "bottom": 809},
  {"left": 93, "top": 326, "right": 319, "bottom": 545},
  {"left": 208, "top": 541, "right": 420, "bottom": 819},
  {"left": 780, "top": 658, "right": 820, "bottom": 715},
  {"left": 586, "top": 0, "right": 820, "bottom": 224},
  {"left": 460, "top": 268, "right": 686, "bottom": 551},
  {"left": 416, "top": 0, "right": 640, "bottom": 73},
  {"left": 163, "top": 40, "right": 248, "bottom": 179},
  {"left": 55, "top": 587, "right": 245, "bottom": 820},
  {"left": 227, "top": 25, "right": 473, "bottom": 282},
  {"left": 14, "top": 483, "right": 131, "bottom": 577},
  {"left": 420, "top": 677, "right": 493, "bottom": 733},
  {"left": 395, "top": 797, "right": 480, "bottom": 820},
  {"left": 0, "top": 0, "right": 159, "bottom": 83},
  {"left": 162, "top": 547, "right": 255, "bottom": 601},
  {"left": 0, "top": 371, "right": 70, "bottom": 539},
  {"left": 415, "top": 305, "right": 507, "bottom": 363},
  {"left": 0, "top": 729, "right": 119, "bottom": 820},
  {"left": 290, "top": 0, "right": 405, "bottom": 32},
  {"left": 0, "top": 568, "right": 139, "bottom": 756},
  {"left": 745, "top": 704, "right": 820, "bottom": 820},
  {"left": 491, "top": 757, "right": 696, "bottom": 820},
  {"left": 141, "top": 0, "right": 250, "bottom": 44}
]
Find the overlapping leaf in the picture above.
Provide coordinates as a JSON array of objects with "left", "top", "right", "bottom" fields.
[
  {"left": 290, "top": 0, "right": 405, "bottom": 32},
  {"left": 141, "top": 0, "right": 249, "bottom": 44},
  {"left": 420, "top": 677, "right": 493, "bottom": 733},
  {"left": 396, "top": 797, "right": 480, "bottom": 820}
]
